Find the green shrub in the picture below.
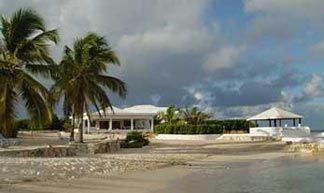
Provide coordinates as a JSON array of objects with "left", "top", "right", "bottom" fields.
[
  {"left": 13, "top": 119, "right": 31, "bottom": 130},
  {"left": 154, "top": 119, "right": 251, "bottom": 134},
  {"left": 125, "top": 131, "right": 150, "bottom": 146},
  {"left": 206, "top": 119, "right": 251, "bottom": 133},
  {"left": 154, "top": 124, "right": 223, "bottom": 134}
]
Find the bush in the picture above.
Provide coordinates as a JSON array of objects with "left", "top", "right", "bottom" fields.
[
  {"left": 13, "top": 119, "right": 31, "bottom": 130},
  {"left": 125, "top": 131, "right": 150, "bottom": 146},
  {"left": 154, "top": 124, "right": 223, "bottom": 134},
  {"left": 154, "top": 119, "right": 252, "bottom": 135},
  {"left": 206, "top": 119, "right": 251, "bottom": 133}
]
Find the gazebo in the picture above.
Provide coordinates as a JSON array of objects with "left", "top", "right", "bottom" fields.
[
  {"left": 247, "top": 107, "right": 303, "bottom": 127},
  {"left": 246, "top": 107, "right": 311, "bottom": 139}
]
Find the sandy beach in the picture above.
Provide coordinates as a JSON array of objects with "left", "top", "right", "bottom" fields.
[{"left": 0, "top": 135, "right": 301, "bottom": 193}]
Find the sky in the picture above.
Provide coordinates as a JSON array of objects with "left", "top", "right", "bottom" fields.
[{"left": 1, "top": 0, "right": 324, "bottom": 129}]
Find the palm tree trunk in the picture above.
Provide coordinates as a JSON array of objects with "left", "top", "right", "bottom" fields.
[
  {"left": 0, "top": 116, "right": 8, "bottom": 137},
  {"left": 70, "top": 113, "right": 75, "bottom": 142},
  {"left": 77, "top": 115, "right": 84, "bottom": 143}
]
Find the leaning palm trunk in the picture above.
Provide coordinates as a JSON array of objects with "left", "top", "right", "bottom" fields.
[
  {"left": 75, "top": 103, "right": 84, "bottom": 143},
  {"left": 77, "top": 115, "right": 84, "bottom": 143},
  {"left": 0, "top": 117, "right": 8, "bottom": 137},
  {"left": 70, "top": 113, "right": 75, "bottom": 142}
]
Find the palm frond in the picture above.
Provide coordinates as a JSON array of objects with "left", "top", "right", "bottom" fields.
[
  {"left": 7, "top": 8, "right": 45, "bottom": 52},
  {"left": 25, "top": 64, "right": 59, "bottom": 79},
  {"left": 95, "top": 75, "right": 127, "bottom": 98}
]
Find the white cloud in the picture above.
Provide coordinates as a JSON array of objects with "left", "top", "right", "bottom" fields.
[
  {"left": 117, "top": 25, "right": 213, "bottom": 55},
  {"left": 244, "top": 0, "right": 324, "bottom": 42},
  {"left": 203, "top": 45, "right": 246, "bottom": 72},
  {"left": 150, "top": 94, "right": 161, "bottom": 106},
  {"left": 244, "top": 0, "right": 324, "bottom": 22},
  {"left": 304, "top": 74, "right": 324, "bottom": 97},
  {"left": 310, "top": 40, "right": 324, "bottom": 55},
  {"left": 184, "top": 86, "right": 215, "bottom": 114}
]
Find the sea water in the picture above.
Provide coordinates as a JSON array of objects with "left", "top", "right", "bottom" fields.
[{"left": 161, "top": 155, "right": 324, "bottom": 193}]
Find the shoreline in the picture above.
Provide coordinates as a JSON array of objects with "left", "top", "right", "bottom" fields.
[
  {"left": 0, "top": 151, "right": 309, "bottom": 193},
  {"left": 0, "top": 139, "right": 312, "bottom": 193}
]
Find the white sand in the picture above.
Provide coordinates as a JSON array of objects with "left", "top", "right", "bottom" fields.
[{"left": 0, "top": 139, "right": 297, "bottom": 193}]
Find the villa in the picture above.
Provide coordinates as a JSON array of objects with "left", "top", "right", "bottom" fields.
[{"left": 79, "top": 105, "right": 167, "bottom": 134}]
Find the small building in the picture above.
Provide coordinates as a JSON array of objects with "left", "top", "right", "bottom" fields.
[
  {"left": 247, "top": 107, "right": 311, "bottom": 141},
  {"left": 80, "top": 105, "right": 167, "bottom": 134}
]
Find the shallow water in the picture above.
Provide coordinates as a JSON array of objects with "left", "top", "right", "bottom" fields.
[{"left": 160, "top": 155, "right": 324, "bottom": 193}]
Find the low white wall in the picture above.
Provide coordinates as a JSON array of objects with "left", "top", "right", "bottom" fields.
[
  {"left": 155, "top": 134, "right": 221, "bottom": 140},
  {"left": 282, "top": 137, "right": 312, "bottom": 143},
  {"left": 249, "top": 126, "right": 311, "bottom": 138},
  {"left": 249, "top": 127, "right": 281, "bottom": 137},
  {"left": 282, "top": 127, "right": 311, "bottom": 138}
]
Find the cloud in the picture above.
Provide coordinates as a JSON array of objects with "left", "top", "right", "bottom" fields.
[
  {"left": 203, "top": 45, "right": 246, "bottom": 72},
  {"left": 244, "top": 0, "right": 324, "bottom": 22},
  {"left": 247, "top": 16, "right": 300, "bottom": 41},
  {"left": 117, "top": 25, "right": 214, "bottom": 55},
  {"left": 1, "top": 0, "right": 324, "bottom": 130},
  {"left": 184, "top": 87, "right": 214, "bottom": 114},
  {"left": 304, "top": 74, "right": 324, "bottom": 97},
  {"left": 244, "top": 0, "right": 324, "bottom": 42},
  {"left": 182, "top": 71, "right": 314, "bottom": 111},
  {"left": 150, "top": 94, "right": 161, "bottom": 106},
  {"left": 310, "top": 40, "right": 324, "bottom": 56}
]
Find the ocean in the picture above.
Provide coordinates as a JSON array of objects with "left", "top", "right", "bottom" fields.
[{"left": 157, "top": 155, "right": 324, "bottom": 193}]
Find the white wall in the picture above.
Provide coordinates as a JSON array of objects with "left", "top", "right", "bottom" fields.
[
  {"left": 249, "top": 126, "right": 311, "bottom": 138},
  {"left": 156, "top": 134, "right": 221, "bottom": 140}
]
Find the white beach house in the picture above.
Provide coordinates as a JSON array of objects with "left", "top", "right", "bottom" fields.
[
  {"left": 247, "top": 107, "right": 311, "bottom": 141},
  {"left": 80, "top": 105, "right": 167, "bottom": 134}
]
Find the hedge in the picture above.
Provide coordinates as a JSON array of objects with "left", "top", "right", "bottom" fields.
[
  {"left": 154, "top": 124, "right": 223, "bottom": 134},
  {"left": 206, "top": 119, "right": 252, "bottom": 132},
  {"left": 154, "top": 119, "right": 253, "bottom": 135}
]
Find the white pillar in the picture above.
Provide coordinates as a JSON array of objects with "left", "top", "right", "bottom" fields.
[
  {"left": 82, "top": 119, "right": 85, "bottom": 134},
  {"left": 87, "top": 120, "right": 90, "bottom": 133},
  {"left": 109, "top": 118, "right": 112, "bottom": 130},
  {"left": 96, "top": 120, "right": 99, "bottom": 130},
  {"left": 131, "top": 118, "right": 134, "bottom": 130},
  {"left": 150, "top": 118, "right": 154, "bottom": 131}
]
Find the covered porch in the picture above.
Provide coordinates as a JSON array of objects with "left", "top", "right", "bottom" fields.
[
  {"left": 84, "top": 117, "right": 154, "bottom": 133},
  {"left": 79, "top": 105, "right": 164, "bottom": 134}
]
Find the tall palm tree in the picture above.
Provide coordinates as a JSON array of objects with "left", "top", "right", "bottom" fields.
[
  {"left": 53, "top": 33, "right": 127, "bottom": 143},
  {"left": 0, "top": 8, "right": 58, "bottom": 137},
  {"left": 162, "top": 105, "right": 181, "bottom": 125},
  {"left": 183, "top": 106, "right": 210, "bottom": 125}
]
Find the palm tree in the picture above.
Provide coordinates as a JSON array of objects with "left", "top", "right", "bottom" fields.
[
  {"left": 161, "top": 105, "right": 181, "bottom": 125},
  {"left": 53, "top": 33, "right": 127, "bottom": 143},
  {"left": 0, "top": 8, "right": 58, "bottom": 137},
  {"left": 183, "top": 106, "right": 210, "bottom": 125}
]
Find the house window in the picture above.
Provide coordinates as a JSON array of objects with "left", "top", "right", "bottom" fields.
[
  {"left": 99, "top": 121, "right": 109, "bottom": 129},
  {"left": 123, "top": 120, "right": 131, "bottom": 130}
]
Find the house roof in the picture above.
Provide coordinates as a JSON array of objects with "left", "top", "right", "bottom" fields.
[
  {"left": 87, "top": 105, "right": 167, "bottom": 118},
  {"left": 247, "top": 107, "right": 303, "bottom": 121},
  {"left": 123, "top": 105, "right": 167, "bottom": 114},
  {"left": 92, "top": 106, "right": 129, "bottom": 116}
]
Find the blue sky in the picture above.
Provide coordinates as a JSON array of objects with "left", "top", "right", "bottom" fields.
[{"left": 1, "top": 0, "right": 324, "bottom": 129}]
